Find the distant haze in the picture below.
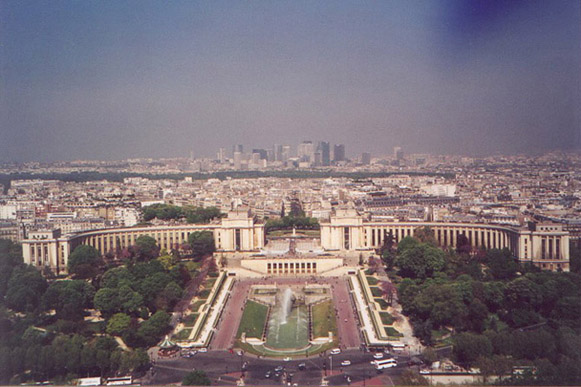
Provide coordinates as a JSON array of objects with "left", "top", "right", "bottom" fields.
[{"left": 1, "top": 0, "right": 580, "bottom": 162}]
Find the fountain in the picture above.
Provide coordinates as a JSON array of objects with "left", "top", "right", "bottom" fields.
[
  {"left": 279, "top": 287, "right": 293, "bottom": 324},
  {"left": 265, "top": 287, "right": 309, "bottom": 349}
]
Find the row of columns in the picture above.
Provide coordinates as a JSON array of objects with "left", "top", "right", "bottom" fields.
[
  {"left": 365, "top": 224, "right": 516, "bottom": 254},
  {"left": 78, "top": 227, "right": 213, "bottom": 255}
]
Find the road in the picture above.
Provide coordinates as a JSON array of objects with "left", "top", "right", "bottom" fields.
[{"left": 147, "top": 348, "right": 411, "bottom": 386}]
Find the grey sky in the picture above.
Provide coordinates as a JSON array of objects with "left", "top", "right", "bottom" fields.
[{"left": 1, "top": 0, "right": 579, "bottom": 162}]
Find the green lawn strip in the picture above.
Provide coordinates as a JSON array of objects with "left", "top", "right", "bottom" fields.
[
  {"left": 370, "top": 286, "right": 383, "bottom": 298},
  {"left": 173, "top": 328, "right": 192, "bottom": 340},
  {"left": 366, "top": 276, "right": 379, "bottom": 285},
  {"left": 357, "top": 271, "right": 373, "bottom": 304},
  {"left": 192, "top": 273, "right": 227, "bottom": 341},
  {"left": 203, "top": 278, "right": 216, "bottom": 289},
  {"left": 431, "top": 328, "right": 451, "bottom": 340},
  {"left": 183, "top": 313, "right": 199, "bottom": 327},
  {"left": 236, "top": 339, "right": 337, "bottom": 358},
  {"left": 385, "top": 327, "right": 403, "bottom": 337},
  {"left": 374, "top": 298, "right": 389, "bottom": 309},
  {"left": 237, "top": 300, "right": 269, "bottom": 339},
  {"left": 189, "top": 300, "right": 205, "bottom": 312},
  {"left": 197, "top": 289, "right": 211, "bottom": 299},
  {"left": 312, "top": 300, "right": 337, "bottom": 339},
  {"left": 379, "top": 312, "right": 395, "bottom": 325}
]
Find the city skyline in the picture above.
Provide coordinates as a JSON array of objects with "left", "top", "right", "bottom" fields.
[{"left": 1, "top": 1, "right": 580, "bottom": 162}]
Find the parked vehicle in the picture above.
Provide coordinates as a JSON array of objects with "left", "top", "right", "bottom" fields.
[
  {"left": 330, "top": 348, "right": 341, "bottom": 355},
  {"left": 341, "top": 360, "right": 351, "bottom": 366}
]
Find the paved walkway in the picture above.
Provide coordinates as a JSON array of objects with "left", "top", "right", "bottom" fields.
[
  {"left": 329, "top": 277, "right": 361, "bottom": 349},
  {"left": 212, "top": 280, "right": 252, "bottom": 350}
]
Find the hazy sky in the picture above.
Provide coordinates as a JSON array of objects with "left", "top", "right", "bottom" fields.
[{"left": 1, "top": 0, "right": 580, "bottom": 162}]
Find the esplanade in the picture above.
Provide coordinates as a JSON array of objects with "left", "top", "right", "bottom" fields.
[{"left": 22, "top": 208, "right": 570, "bottom": 274}]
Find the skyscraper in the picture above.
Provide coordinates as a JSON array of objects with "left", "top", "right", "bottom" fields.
[
  {"left": 318, "top": 141, "right": 330, "bottom": 166},
  {"left": 394, "top": 146, "right": 403, "bottom": 161},
  {"left": 361, "top": 152, "right": 371, "bottom": 165},
  {"left": 298, "top": 141, "right": 314, "bottom": 162},
  {"left": 217, "top": 148, "right": 226, "bottom": 163},
  {"left": 333, "top": 144, "right": 345, "bottom": 162},
  {"left": 233, "top": 144, "right": 244, "bottom": 154}
]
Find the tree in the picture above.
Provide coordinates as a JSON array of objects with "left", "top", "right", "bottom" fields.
[
  {"left": 119, "top": 349, "right": 150, "bottom": 374},
  {"left": 397, "top": 236, "right": 421, "bottom": 255},
  {"left": 188, "top": 231, "right": 215, "bottom": 260},
  {"left": 456, "top": 234, "right": 472, "bottom": 255},
  {"left": 381, "top": 281, "right": 397, "bottom": 305},
  {"left": 137, "top": 311, "right": 170, "bottom": 346},
  {"left": 106, "top": 313, "right": 131, "bottom": 337},
  {"left": 485, "top": 248, "right": 517, "bottom": 280},
  {"left": 94, "top": 288, "right": 120, "bottom": 317},
  {"left": 397, "top": 369, "right": 429, "bottom": 385},
  {"left": 67, "top": 245, "right": 103, "bottom": 279},
  {"left": 5, "top": 265, "right": 47, "bottom": 312},
  {"left": 183, "top": 370, "right": 212, "bottom": 386},
  {"left": 414, "top": 226, "right": 437, "bottom": 246},
  {"left": 135, "top": 236, "right": 160, "bottom": 261},
  {"left": 570, "top": 241, "right": 580, "bottom": 274},
  {"left": 453, "top": 332, "right": 492, "bottom": 365},
  {"left": 42, "top": 280, "right": 95, "bottom": 320},
  {"left": 396, "top": 243, "right": 445, "bottom": 279},
  {"left": 142, "top": 204, "right": 183, "bottom": 221}
]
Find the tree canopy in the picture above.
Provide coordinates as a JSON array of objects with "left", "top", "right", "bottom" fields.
[
  {"left": 142, "top": 204, "right": 222, "bottom": 224},
  {"left": 182, "top": 370, "right": 211, "bottom": 386},
  {"left": 188, "top": 231, "right": 215, "bottom": 260},
  {"left": 67, "top": 245, "right": 103, "bottom": 278},
  {"left": 395, "top": 239, "right": 446, "bottom": 279}
]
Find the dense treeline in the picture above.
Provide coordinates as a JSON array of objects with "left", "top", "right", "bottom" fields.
[
  {"left": 387, "top": 229, "right": 581, "bottom": 385},
  {"left": 0, "top": 170, "right": 455, "bottom": 193},
  {"left": 142, "top": 204, "right": 222, "bottom": 224},
  {"left": 0, "top": 236, "right": 204, "bottom": 384},
  {"left": 265, "top": 216, "right": 320, "bottom": 232}
]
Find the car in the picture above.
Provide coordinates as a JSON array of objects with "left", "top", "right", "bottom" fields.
[
  {"left": 242, "top": 361, "right": 248, "bottom": 370},
  {"left": 283, "top": 357, "right": 291, "bottom": 362},
  {"left": 198, "top": 347, "right": 208, "bottom": 353},
  {"left": 341, "top": 360, "right": 351, "bottom": 366},
  {"left": 297, "top": 363, "right": 306, "bottom": 370},
  {"left": 264, "top": 371, "right": 272, "bottom": 378},
  {"left": 330, "top": 348, "right": 341, "bottom": 355},
  {"left": 373, "top": 353, "right": 384, "bottom": 360},
  {"left": 275, "top": 366, "right": 284, "bottom": 372}
]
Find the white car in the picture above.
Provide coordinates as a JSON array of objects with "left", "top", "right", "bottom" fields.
[
  {"left": 198, "top": 347, "right": 208, "bottom": 353},
  {"left": 283, "top": 357, "right": 291, "bottom": 362},
  {"left": 330, "top": 348, "right": 341, "bottom": 355},
  {"left": 341, "top": 360, "right": 351, "bottom": 366},
  {"left": 373, "top": 353, "right": 384, "bottom": 360}
]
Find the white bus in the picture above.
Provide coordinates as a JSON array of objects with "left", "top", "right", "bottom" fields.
[{"left": 375, "top": 358, "right": 397, "bottom": 370}]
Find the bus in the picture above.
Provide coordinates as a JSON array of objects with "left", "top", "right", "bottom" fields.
[{"left": 375, "top": 358, "right": 397, "bottom": 370}]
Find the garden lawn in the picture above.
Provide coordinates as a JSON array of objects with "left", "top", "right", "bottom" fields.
[
  {"left": 385, "top": 327, "right": 403, "bottom": 337},
  {"left": 237, "top": 300, "right": 268, "bottom": 339},
  {"left": 370, "top": 287, "right": 383, "bottom": 297},
  {"left": 375, "top": 298, "right": 389, "bottom": 309},
  {"left": 366, "top": 276, "right": 379, "bottom": 285},
  {"left": 312, "top": 300, "right": 337, "bottom": 339},
  {"left": 380, "top": 312, "right": 395, "bottom": 325},
  {"left": 183, "top": 313, "right": 199, "bottom": 327},
  {"left": 190, "top": 300, "right": 205, "bottom": 312},
  {"left": 173, "top": 328, "right": 192, "bottom": 340}
]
